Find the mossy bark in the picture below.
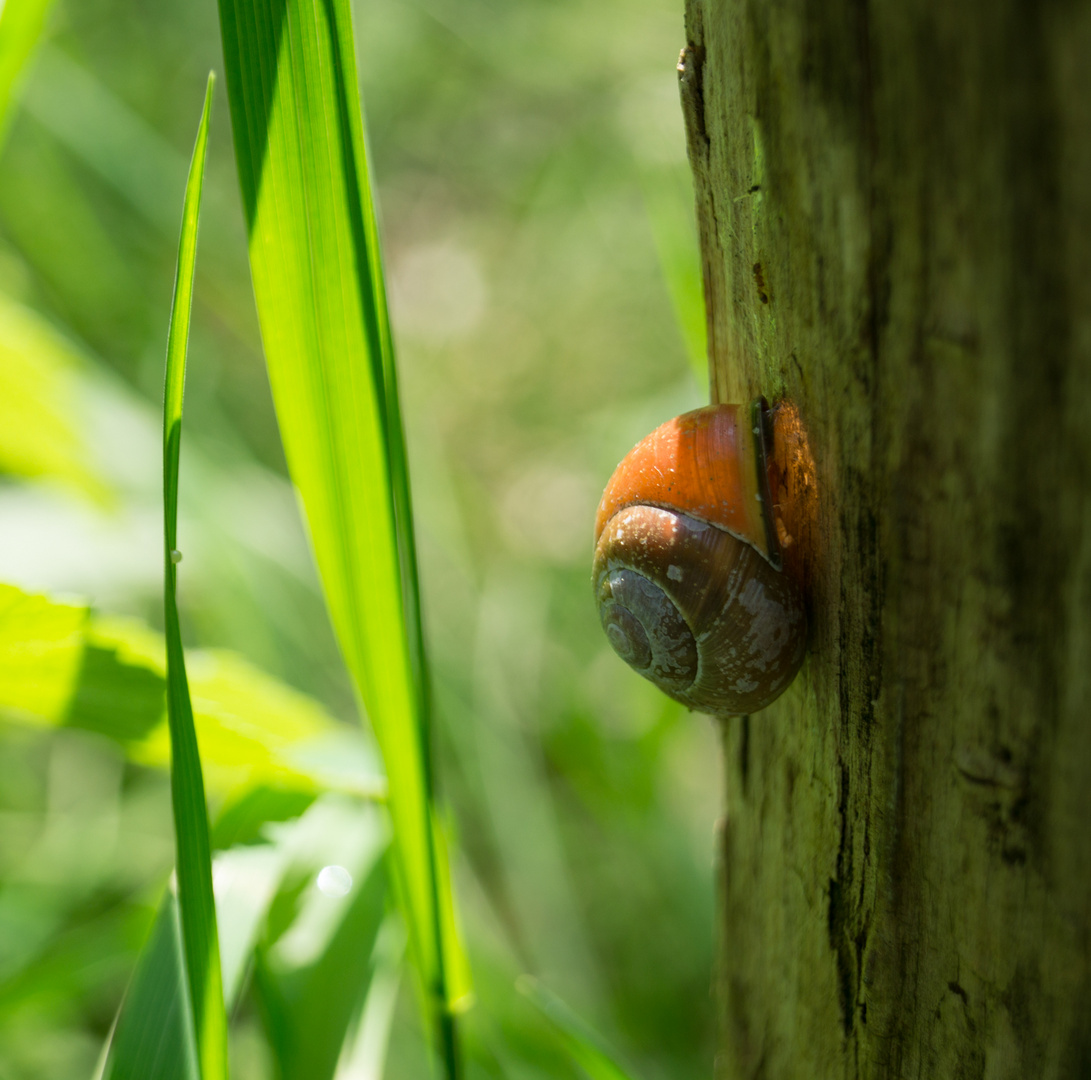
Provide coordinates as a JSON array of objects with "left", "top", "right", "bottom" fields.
[{"left": 680, "top": 0, "right": 1091, "bottom": 1075}]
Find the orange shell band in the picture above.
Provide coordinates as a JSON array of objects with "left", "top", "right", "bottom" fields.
[{"left": 594, "top": 403, "right": 777, "bottom": 564}]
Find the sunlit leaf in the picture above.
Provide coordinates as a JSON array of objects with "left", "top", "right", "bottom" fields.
[
  {"left": 216, "top": 0, "right": 469, "bottom": 1071},
  {"left": 0, "top": 583, "right": 381, "bottom": 798},
  {"left": 0, "top": 582, "right": 86, "bottom": 722},
  {"left": 0, "top": 292, "right": 112, "bottom": 502},
  {"left": 159, "top": 72, "right": 227, "bottom": 1080}
]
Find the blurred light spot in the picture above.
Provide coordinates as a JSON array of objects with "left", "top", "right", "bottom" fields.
[
  {"left": 0, "top": 487, "right": 160, "bottom": 599},
  {"left": 212, "top": 860, "right": 236, "bottom": 899},
  {"left": 390, "top": 242, "right": 487, "bottom": 344},
  {"left": 83, "top": 377, "right": 161, "bottom": 496},
  {"left": 617, "top": 75, "right": 688, "bottom": 164},
  {"left": 316, "top": 864, "right": 353, "bottom": 897},
  {"left": 500, "top": 465, "right": 596, "bottom": 564}
]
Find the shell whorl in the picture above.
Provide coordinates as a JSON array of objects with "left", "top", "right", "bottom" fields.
[
  {"left": 597, "top": 567, "right": 698, "bottom": 692},
  {"left": 592, "top": 403, "right": 806, "bottom": 717}
]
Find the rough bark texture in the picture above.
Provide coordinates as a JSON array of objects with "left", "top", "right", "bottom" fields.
[{"left": 680, "top": 0, "right": 1091, "bottom": 1076}]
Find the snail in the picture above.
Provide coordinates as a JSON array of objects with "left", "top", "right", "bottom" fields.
[{"left": 592, "top": 400, "right": 805, "bottom": 716}]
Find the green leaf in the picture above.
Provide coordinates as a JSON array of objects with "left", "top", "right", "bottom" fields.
[
  {"left": 161, "top": 73, "right": 227, "bottom": 1080},
  {"left": 334, "top": 921, "right": 403, "bottom": 1080},
  {"left": 0, "top": 0, "right": 55, "bottom": 146},
  {"left": 0, "top": 582, "right": 86, "bottom": 724},
  {"left": 102, "top": 799, "right": 359, "bottom": 1080},
  {"left": 215, "top": 0, "right": 469, "bottom": 1071},
  {"left": 211, "top": 785, "right": 318, "bottom": 850},
  {"left": 0, "top": 582, "right": 381, "bottom": 799},
  {"left": 101, "top": 894, "right": 197, "bottom": 1080},
  {"left": 113, "top": 618, "right": 384, "bottom": 799},
  {"left": 0, "top": 292, "right": 112, "bottom": 501},
  {"left": 516, "top": 977, "right": 640, "bottom": 1080},
  {"left": 253, "top": 797, "right": 390, "bottom": 1080}
]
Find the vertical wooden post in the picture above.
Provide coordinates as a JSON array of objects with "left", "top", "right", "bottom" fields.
[{"left": 681, "top": 0, "right": 1091, "bottom": 1074}]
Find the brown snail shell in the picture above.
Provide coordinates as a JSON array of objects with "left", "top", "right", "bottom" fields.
[{"left": 593, "top": 401, "right": 805, "bottom": 716}]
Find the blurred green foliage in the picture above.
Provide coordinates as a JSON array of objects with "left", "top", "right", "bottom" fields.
[{"left": 0, "top": 0, "right": 719, "bottom": 1077}]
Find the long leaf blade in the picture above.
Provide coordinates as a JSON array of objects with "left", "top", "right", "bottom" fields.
[
  {"left": 215, "top": 0, "right": 468, "bottom": 1070},
  {"left": 162, "top": 73, "right": 227, "bottom": 1080},
  {"left": 101, "top": 893, "right": 197, "bottom": 1080}
]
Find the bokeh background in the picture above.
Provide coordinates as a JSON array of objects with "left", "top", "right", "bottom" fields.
[{"left": 0, "top": 0, "right": 721, "bottom": 1076}]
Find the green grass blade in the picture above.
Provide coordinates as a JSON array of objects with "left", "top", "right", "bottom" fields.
[
  {"left": 101, "top": 893, "right": 198, "bottom": 1080},
  {"left": 0, "top": 0, "right": 55, "bottom": 145},
  {"left": 516, "top": 977, "right": 639, "bottom": 1080},
  {"left": 215, "top": 0, "right": 469, "bottom": 1069},
  {"left": 103, "top": 797, "right": 370, "bottom": 1080},
  {"left": 162, "top": 73, "right": 227, "bottom": 1080}
]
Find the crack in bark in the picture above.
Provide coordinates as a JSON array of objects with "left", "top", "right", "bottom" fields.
[
  {"left": 828, "top": 765, "right": 857, "bottom": 1040},
  {"left": 678, "top": 37, "right": 709, "bottom": 155}
]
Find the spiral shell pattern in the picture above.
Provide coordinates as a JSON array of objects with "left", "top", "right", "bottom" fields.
[{"left": 593, "top": 404, "right": 805, "bottom": 716}]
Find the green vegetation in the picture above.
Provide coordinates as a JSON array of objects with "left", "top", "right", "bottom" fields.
[
  {"left": 216, "top": 3, "right": 470, "bottom": 1070},
  {"left": 0, "top": 0, "right": 715, "bottom": 1077},
  {"left": 156, "top": 74, "right": 225, "bottom": 1080}
]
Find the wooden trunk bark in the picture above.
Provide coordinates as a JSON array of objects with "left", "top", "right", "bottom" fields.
[{"left": 679, "top": 0, "right": 1091, "bottom": 1075}]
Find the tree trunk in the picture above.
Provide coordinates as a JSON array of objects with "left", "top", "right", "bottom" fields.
[{"left": 679, "top": 0, "right": 1091, "bottom": 1075}]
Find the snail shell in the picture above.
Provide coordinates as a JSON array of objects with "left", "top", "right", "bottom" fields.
[{"left": 593, "top": 401, "right": 805, "bottom": 716}]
